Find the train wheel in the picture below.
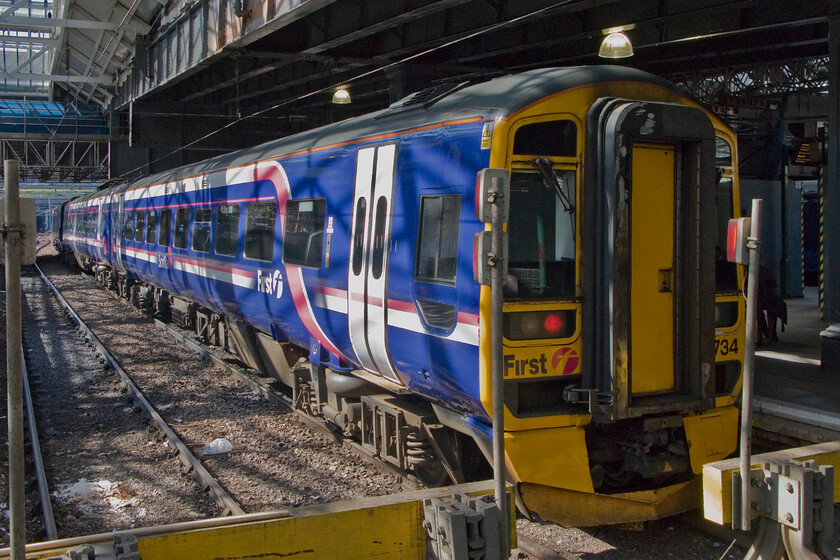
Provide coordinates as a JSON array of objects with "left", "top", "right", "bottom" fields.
[{"left": 413, "top": 461, "right": 449, "bottom": 487}]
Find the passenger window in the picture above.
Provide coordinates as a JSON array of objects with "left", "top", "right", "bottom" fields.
[
  {"left": 134, "top": 211, "right": 145, "bottom": 242},
  {"left": 244, "top": 202, "right": 277, "bottom": 261},
  {"left": 123, "top": 212, "right": 134, "bottom": 240},
  {"left": 282, "top": 199, "right": 326, "bottom": 268},
  {"left": 513, "top": 120, "right": 577, "bottom": 157},
  {"left": 146, "top": 209, "right": 158, "bottom": 244},
  {"left": 173, "top": 208, "right": 190, "bottom": 249},
  {"left": 215, "top": 204, "right": 240, "bottom": 257},
  {"left": 192, "top": 208, "right": 211, "bottom": 252},
  {"left": 158, "top": 208, "right": 172, "bottom": 247},
  {"left": 415, "top": 195, "right": 460, "bottom": 285}
]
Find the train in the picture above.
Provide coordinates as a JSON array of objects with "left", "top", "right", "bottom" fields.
[{"left": 53, "top": 65, "right": 746, "bottom": 526}]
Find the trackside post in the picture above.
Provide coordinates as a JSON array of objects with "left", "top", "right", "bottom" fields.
[
  {"left": 475, "top": 168, "right": 510, "bottom": 552},
  {"left": 728, "top": 199, "right": 762, "bottom": 532},
  {"left": 3, "top": 160, "right": 24, "bottom": 560}
]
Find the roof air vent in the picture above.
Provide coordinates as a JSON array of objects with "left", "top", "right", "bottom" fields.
[{"left": 381, "top": 82, "right": 469, "bottom": 116}]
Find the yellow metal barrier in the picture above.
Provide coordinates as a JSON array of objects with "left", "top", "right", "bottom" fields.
[
  {"left": 703, "top": 441, "right": 840, "bottom": 526},
  {"left": 0, "top": 481, "right": 514, "bottom": 560}
]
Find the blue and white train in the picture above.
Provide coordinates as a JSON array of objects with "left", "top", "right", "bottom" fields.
[{"left": 56, "top": 66, "right": 746, "bottom": 526}]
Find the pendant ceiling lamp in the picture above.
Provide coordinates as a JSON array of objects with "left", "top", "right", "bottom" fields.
[
  {"left": 599, "top": 31, "right": 634, "bottom": 59},
  {"left": 332, "top": 86, "right": 351, "bottom": 104}
]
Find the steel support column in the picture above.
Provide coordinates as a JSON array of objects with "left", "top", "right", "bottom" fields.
[{"left": 821, "top": 9, "right": 840, "bottom": 370}]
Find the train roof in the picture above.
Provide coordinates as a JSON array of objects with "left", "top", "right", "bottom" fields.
[{"left": 111, "top": 66, "right": 684, "bottom": 195}]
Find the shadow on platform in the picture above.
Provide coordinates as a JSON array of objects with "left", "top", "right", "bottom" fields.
[{"left": 755, "top": 287, "right": 840, "bottom": 410}]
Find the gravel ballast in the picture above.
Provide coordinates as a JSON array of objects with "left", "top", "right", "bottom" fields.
[{"left": 13, "top": 256, "right": 404, "bottom": 542}]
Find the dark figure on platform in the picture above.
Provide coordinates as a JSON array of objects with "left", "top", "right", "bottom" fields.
[{"left": 758, "top": 265, "right": 787, "bottom": 344}]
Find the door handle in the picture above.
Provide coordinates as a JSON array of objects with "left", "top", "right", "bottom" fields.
[{"left": 659, "top": 268, "right": 673, "bottom": 293}]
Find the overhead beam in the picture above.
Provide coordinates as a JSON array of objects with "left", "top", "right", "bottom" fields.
[
  {"left": 47, "top": 0, "right": 69, "bottom": 78},
  {"left": 301, "top": 0, "right": 475, "bottom": 55},
  {"left": 78, "top": 29, "right": 106, "bottom": 104},
  {"left": 0, "top": 15, "right": 150, "bottom": 34},
  {"left": 10, "top": 45, "right": 49, "bottom": 74},
  {"left": 227, "top": 0, "right": 341, "bottom": 49},
  {"left": 670, "top": 57, "right": 830, "bottom": 103},
  {"left": 0, "top": 71, "right": 113, "bottom": 85},
  {"left": 0, "top": 37, "right": 58, "bottom": 47},
  {"left": 90, "top": 0, "right": 141, "bottom": 98}
]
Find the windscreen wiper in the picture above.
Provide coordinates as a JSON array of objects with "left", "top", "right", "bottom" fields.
[{"left": 534, "top": 158, "right": 574, "bottom": 214}]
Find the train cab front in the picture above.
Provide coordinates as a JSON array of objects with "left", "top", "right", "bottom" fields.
[{"left": 477, "top": 93, "right": 744, "bottom": 526}]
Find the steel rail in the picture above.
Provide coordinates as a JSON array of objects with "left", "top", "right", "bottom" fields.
[
  {"left": 20, "top": 350, "right": 57, "bottom": 540},
  {"left": 153, "top": 319, "right": 420, "bottom": 488},
  {"left": 33, "top": 263, "right": 246, "bottom": 517},
  {"left": 515, "top": 535, "right": 577, "bottom": 560}
]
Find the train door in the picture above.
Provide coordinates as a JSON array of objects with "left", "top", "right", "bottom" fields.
[
  {"left": 583, "top": 99, "right": 717, "bottom": 420},
  {"left": 628, "top": 144, "right": 675, "bottom": 394},
  {"left": 347, "top": 144, "right": 402, "bottom": 384},
  {"left": 111, "top": 193, "right": 126, "bottom": 273},
  {"left": 96, "top": 198, "right": 106, "bottom": 262}
]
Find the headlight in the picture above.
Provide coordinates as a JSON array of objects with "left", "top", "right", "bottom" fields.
[{"left": 504, "top": 310, "right": 575, "bottom": 340}]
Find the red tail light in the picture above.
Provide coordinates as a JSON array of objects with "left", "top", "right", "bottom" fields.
[
  {"left": 543, "top": 313, "right": 565, "bottom": 334},
  {"left": 504, "top": 310, "right": 575, "bottom": 340}
]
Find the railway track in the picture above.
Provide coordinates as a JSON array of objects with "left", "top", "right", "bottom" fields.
[
  {"left": 35, "top": 263, "right": 245, "bottom": 517},
  {"left": 24, "top": 259, "right": 409, "bottom": 540},
  {"left": 53, "top": 263, "right": 419, "bottom": 487},
  {"left": 21, "top": 346, "right": 57, "bottom": 540}
]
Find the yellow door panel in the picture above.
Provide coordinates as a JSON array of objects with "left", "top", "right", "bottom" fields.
[{"left": 631, "top": 145, "right": 675, "bottom": 394}]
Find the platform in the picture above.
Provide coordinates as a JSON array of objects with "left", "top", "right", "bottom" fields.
[{"left": 754, "top": 286, "right": 840, "bottom": 420}]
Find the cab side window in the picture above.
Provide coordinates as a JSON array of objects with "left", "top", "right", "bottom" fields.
[
  {"left": 715, "top": 137, "right": 738, "bottom": 292},
  {"left": 415, "top": 195, "right": 460, "bottom": 285},
  {"left": 282, "top": 199, "right": 326, "bottom": 268}
]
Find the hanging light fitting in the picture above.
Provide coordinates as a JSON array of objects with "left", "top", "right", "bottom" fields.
[
  {"left": 332, "top": 87, "right": 351, "bottom": 104},
  {"left": 598, "top": 31, "right": 634, "bottom": 58}
]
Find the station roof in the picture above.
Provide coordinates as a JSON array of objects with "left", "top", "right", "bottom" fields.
[
  {"left": 0, "top": 1, "right": 834, "bottom": 124},
  {"left": 0, "top": 0, "right": 156, "bottom": 107}
]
